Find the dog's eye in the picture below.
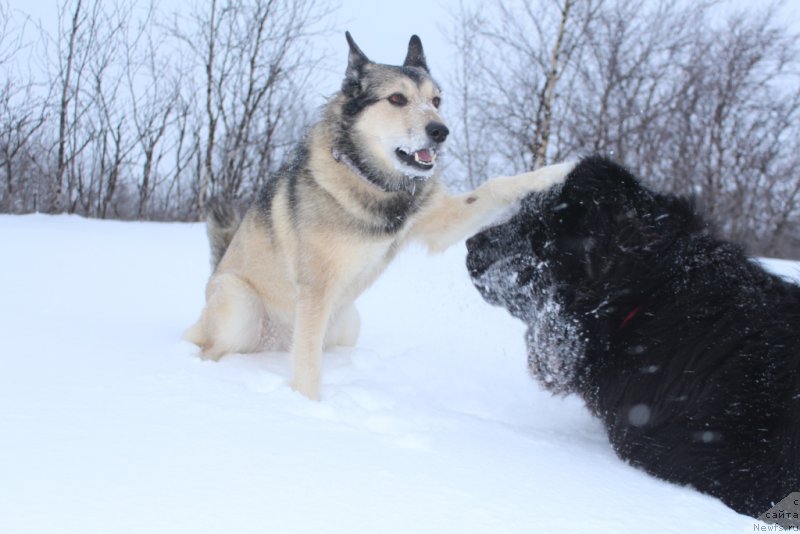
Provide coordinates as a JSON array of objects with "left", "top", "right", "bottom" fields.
[
  {"left": 432, "top": 96, "right": 441, "bottom": 109},
  {"left": 388, "top": 93, "right": 408, "bottom": 106}
]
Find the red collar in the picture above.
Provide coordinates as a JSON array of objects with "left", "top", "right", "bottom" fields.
[{"left": 620, "top": 306, "right": 642, "bottom": 328}]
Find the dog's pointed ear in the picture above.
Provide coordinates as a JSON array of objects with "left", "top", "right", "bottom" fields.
[
  {"left": 403, "top": 35, "right": 429, "bottom": 72},
  {"left": 343, "top": 31, "right": 370, "bottom": 96}
]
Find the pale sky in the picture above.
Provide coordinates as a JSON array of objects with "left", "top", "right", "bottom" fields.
[
  {"left": 6, "top": 0, "right": 800, "bottom": 107},
  {"left": 315, "top": 0, "right": 460, "bottom": 103},
  {"left": 327, "top": 0, "right": 455, "bottom": 73},
  {"left": 8, "top": 1, "right": 799, "bottom": 70},
  {"left": 6, "top": 0, "right": 461, "bottom": 106}
]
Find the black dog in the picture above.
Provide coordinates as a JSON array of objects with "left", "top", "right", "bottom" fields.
[{"left": 466, "top": 156, "right": 800, "bottom": 517}]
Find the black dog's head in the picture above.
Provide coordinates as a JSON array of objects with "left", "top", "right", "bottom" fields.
[
  {"left": 466, "top": 156, "right": 706, "bottom": 393},
  {"left": 467, "top": 156, "right": 705, "bottom": 309}
]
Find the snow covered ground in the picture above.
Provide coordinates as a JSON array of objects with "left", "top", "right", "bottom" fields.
[{"left": 0, "top": 214, "right": 797, "bottom": 534}]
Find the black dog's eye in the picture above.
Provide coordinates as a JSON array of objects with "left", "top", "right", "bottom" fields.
[
  {"left": 388, "top": 93, "right": 408, "bottom": 106},
  {"left": 432, "top": 96, "right": 441, "bottom": 109},
  {"left": 527, "top": 225, "right": 548, "bottom": 251}
]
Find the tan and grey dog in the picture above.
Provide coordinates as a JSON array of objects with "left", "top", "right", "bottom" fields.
[{"left": 185, "top": 32, "right": 576, "bottom": 400}]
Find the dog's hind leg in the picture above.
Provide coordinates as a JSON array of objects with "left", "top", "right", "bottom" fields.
[
  {"left": 184, "top": 273, "right": 267, "bottom": 360},
  {"left": 326, "top": 303, "right": 361, "bottom": 348}
]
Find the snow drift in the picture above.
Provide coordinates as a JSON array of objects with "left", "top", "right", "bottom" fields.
[{"left": 0, "top": 214, "right": 797, "bottom": 533}]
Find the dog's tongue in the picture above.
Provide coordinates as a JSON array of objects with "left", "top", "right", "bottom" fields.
[{"left": 415, "top": 149, "right": 433, "bottom": 163}]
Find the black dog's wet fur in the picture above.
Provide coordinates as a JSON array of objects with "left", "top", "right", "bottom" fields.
[{"left": 466, "top": 156, "right": 800, "bottom": 517}]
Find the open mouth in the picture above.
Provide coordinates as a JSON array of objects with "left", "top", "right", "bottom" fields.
[{"left": 395, "top": 147, "right": 437, "bottom": 171}]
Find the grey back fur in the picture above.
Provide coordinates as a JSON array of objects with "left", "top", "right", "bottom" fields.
[{"left": 206, "top": 200, "right": 241, "bottom": 271}]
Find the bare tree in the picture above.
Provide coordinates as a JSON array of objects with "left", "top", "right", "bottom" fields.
[
  {"left": 531, "top": 0, "right": 573, "bottom": 169},
  {"left": 442, "top": 1, "right": 490, "bottom": 190},
  {"left": 87, "top": 1, "right": 139, "bottom": 218},
  {"left": 643, "top": 6, "right": 800, "bottom": 255},
  {"left": 445, "top": 0, "right": 800, "bottom": 258},
  {"left": 118, "top": 2, "right": 181, "bottom": 218},
  {"left": 160, "top": 95, "right": 198, "bottom": 220},
  {"left": 465, "top": 0, "right": 602, "bottom": 174},
  {"left": 2, "top": 0, "right": 336, "bottom": 220},
  {"left": 173, "top": 0, "right": 332, "bottom": 214},
  {"left": 51, "top": 0, "right": 86, "bottom": 213},
  {"left": 0, "top": 1, "right": 46, "bottom": 211},
  {"left": 48, "top": 0, "right": 130, "bottom": 215}
]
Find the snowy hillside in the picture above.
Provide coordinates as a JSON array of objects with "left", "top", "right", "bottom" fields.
[{"left": 1, "top": 215, "right": 797, "bottom": 534}]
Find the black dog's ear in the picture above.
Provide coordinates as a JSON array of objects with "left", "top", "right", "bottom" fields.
[
  {"left": 651, "top": 193, "right": 707, "bottom": 236},
  {"left": 343, "top": 31, "right": 370, "bottom": 96},
  {"left": 403, "top": 35, "right": 429, "bottom": 72}
]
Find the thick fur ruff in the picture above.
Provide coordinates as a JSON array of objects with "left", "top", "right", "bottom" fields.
[{"left": 466, "top": 156, "right": 800, "bottom": 517}]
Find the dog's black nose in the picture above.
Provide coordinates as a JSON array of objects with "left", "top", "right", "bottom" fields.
[{"left": 426, "top": 121, "right": 449, "bottom": 143}]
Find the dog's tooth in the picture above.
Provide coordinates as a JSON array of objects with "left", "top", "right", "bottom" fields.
[{"left": 412, "top": 150, "right": 435, "bottom": 166}]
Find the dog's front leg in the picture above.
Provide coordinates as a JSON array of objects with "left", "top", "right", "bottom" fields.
[
  {"left": 411, "top": 161, "right": 577, "bottom": 252},
  {"left": 290, "top": 283, "right": 335, "bottom": 401}
]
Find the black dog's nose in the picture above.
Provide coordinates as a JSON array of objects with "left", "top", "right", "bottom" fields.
[
  {"left": 465, "top": 233, "right": 483, "bottom": 253},
  {"left": 465, "top": 231, "right": 492, "bottom": 277},
  {"left": 426, "top": 121, "right": 449, "bottom": 143}
]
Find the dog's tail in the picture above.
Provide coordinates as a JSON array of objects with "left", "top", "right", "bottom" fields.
[{"left": 206, "top": 200, "right": 241, "bottom": 271}]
